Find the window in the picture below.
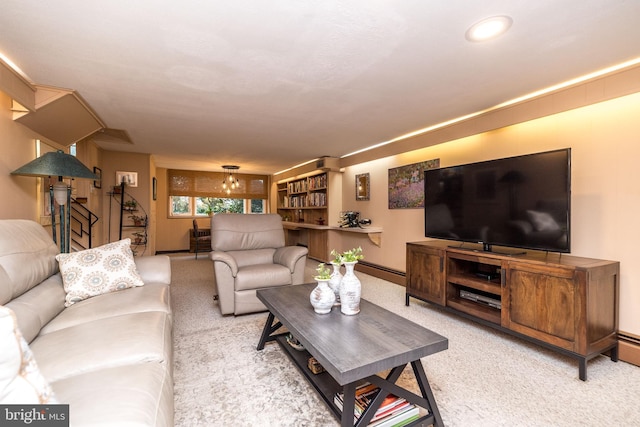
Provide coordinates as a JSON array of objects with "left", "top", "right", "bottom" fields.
[
  {"left": 171, "top": 196, "right": 192, "bottom": 216},
  {"left": 167, "top": 169, "right": 269, "bottom": 217},
  {"left": 196, "top": 197, "right": 243, "bottom": 215},
  {"left": 170, "top": 196, "right": 263, "bottom": 216},
  {"left": 250, "top": 199, "right": 264, "bottom": 213}
]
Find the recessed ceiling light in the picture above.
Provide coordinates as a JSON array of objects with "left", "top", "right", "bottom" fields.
[{"left": 465, "top": 16, "right": 513, "bottom": 42}]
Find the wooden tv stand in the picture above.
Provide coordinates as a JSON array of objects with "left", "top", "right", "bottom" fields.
[{"left": 406, "top": 241, "right": 620, "bottom": 380}]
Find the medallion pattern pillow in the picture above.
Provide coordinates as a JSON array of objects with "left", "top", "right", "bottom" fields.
[
  {"left": 0, "top": 306, "right": 57, "bottom": 403},
  {"left": 56, "top": 238, "right": 145, "bottom": 307}
]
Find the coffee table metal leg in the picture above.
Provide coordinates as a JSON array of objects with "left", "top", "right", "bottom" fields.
[
  {"left": 364, "top": 362, "right": 443, "bottom": 427},
  {"left": 341, "top": 382, "right": 357, "bottom": 427},
  {"left": 256, "top": 312, "right": 283, "bottom": 350},
  {"left": 412, "top": 360, "right": 444, "bottom": 427}
]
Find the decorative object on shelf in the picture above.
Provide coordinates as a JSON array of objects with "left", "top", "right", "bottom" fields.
[
  {"left": 329, "top": 249, "right": 343, "bottom": 305},
  {"left": 123, "top": 200, "right": 137, "bottom": 211},
  {"left": 310, "top": 263, "right": 335, "bottom": 314},
  {"left": 338, "top": 247, "right": 364, "bottom": 315},
  {"left": 355, "top": 172, "right": 370, "bottom": 201},
  {"left": 286, "top": 333, "right": 305, "bottom": 351},
  {"left": 307, "top": 357, "right": 325, "bottom": 374},
  {"left": 339, "top": 211, "right": 360, "bottom": 228},
  {"left": 129, "top": 215, "right": 146, "bottom": 227},
  {"left": 132, "top": 232, "right": 145, "bottom": 245},
  {"left": 221, "top": 165, "right": 240, "bottom": 194},
  {"left": 388, "top": 158, "right": 439, "bottom": 209},
  {"left": 115, "top": 171, "right": 138, "bottom": 187},
  {"left": 11, "top": 149, "right": 99, "bottom": 253}
]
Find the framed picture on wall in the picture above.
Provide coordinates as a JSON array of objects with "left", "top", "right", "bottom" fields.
[
  {"left": 93, "top": 167, "right": 102, "bottom": 188},
  {"left": 152, "top": 177, "right": 157, "bottom": 200},
  {"left": 115, "top": 171, "right": 138, "bottom": 187},
  {"left": 388, "top": 158, "right": 439, "bottom": 209}
]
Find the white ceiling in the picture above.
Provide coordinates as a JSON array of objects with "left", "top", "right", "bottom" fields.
[{"left": 1, "top": 1, "right": 640, "bottom": 174}]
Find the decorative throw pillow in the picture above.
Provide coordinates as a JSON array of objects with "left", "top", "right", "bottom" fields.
[
  {"left": 0, "top": 306, "right": 57, "bottom": 403},
  {"left": 56, "top": 238, "right": 145, "bottom": 307},
  {"left": 526, "top": 210, "right": 561, "bottom": 232}
]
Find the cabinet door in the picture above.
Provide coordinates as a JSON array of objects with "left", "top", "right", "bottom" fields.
[
  {"left": 406, "top": 244, "right": 445, "bottom": 306},
  {"left": 308, "top": 229, "right": 328, "bottom": 261},
  {"left": 504, "top": 262, "right": 578, "bottom": 351}
]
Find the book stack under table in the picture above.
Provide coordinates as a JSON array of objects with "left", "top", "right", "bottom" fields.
[{"left": 334, "top": 382, "right": 420, "bottom": 427}]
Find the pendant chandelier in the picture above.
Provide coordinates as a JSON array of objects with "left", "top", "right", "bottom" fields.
[{"left": 222, "top": 165, "right": 240, "bottom": 194}]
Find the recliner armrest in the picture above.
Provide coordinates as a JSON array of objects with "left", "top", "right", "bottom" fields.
[
  {"left": 273, "top": 246, "right": 309, "bottom": 272},
  {"left": 210, "top": 251, "right": 239, "bottom": 276}
]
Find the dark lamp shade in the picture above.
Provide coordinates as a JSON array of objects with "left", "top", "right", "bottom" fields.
[{"left": 11, "top": 150, "right": 99, "bottom": 180}]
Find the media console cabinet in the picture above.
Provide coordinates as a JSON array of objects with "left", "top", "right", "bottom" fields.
[{"left": 406, "top": 241, "right": 619, "bottom": 380}]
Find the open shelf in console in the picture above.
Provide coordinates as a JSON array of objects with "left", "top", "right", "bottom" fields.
[{"left": 446, "top": 252, "right": 503, "bottom": 325}]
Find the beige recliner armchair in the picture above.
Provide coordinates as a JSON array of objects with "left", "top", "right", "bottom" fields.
[{"left": 210, "top": 213, "right": 309, "bottom": 315}]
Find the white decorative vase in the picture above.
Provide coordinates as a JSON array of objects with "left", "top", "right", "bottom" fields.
[
  {"left": 339, "top": 261, "right": 361, "bottom": 315},
  {"left": 329, "top": 262, "right": 343, "bottom": 305},
  {"left": 310, "top": 279, "right": 336, "bottom": 314}
]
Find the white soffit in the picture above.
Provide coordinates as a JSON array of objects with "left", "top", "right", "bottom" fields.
[{"left": 15, "top": 86, "right": 105, "bottom": 147}]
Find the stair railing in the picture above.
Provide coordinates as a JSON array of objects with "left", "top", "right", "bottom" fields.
[{"left": 70, "top": 199, "right": 99, "bottom": 251}]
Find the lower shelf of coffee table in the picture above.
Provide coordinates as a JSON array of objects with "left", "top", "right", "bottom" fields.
[{"left": 275, "top": 335, "right": 346, "bottom": 420}]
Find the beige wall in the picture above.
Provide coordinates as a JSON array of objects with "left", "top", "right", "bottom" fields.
[
  {"left": 100, "top": 150, "right": 155, "bottom": 255},
  {"left": 0, "top": 91, "right": 44, "bottom": 220},
  {"left": 337, "top": 92, "right": 640, "bottom": 335},
  {"left": 155, "top": 167, "right": 199, "bottom": 252}
]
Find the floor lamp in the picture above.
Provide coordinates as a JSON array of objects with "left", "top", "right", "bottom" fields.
[{"left": 12, "top": 150, "right": 99, "bottom": 253}]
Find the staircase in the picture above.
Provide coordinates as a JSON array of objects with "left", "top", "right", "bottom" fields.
[{"left": 70, "top": 199, "right": 99, "bottom": 252}]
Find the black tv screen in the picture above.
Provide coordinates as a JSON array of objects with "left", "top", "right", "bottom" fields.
[{"left": 424, "top": 149, "right": 571, "bottom": 253}]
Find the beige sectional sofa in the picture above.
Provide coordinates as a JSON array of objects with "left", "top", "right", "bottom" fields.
[{"left": 0, "top": 219, "right": 173, "bottom": 426}]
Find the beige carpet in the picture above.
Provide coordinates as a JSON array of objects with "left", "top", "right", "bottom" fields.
[{"left": 170, "top": 256, "right": 640, "bottom": 426}]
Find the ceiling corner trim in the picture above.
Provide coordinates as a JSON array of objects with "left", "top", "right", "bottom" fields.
[{"left": 0, "top": 59, "right": 36, "bottom": 111}]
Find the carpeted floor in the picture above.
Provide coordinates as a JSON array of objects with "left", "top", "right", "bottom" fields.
[{"left": 170, "top": 256, "right": 640, "bottom": 426}]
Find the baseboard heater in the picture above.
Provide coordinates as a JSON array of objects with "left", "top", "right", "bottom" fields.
[
  {"left": 617, "top": 331, "right": 640, "bottom": 367},
  {"left": 355, "top": 260, "right": 405, "bottom": 286},
  {"left": 619, "top": 332, "right": 640, "bottom": 345}
]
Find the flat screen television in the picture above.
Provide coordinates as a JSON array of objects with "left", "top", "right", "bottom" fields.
[{"left": 424, "top": 148, "right": 571, "bottom": 253}]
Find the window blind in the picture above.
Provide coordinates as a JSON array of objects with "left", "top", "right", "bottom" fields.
[{"left": 167, "top": 169, "right": 268, "bottom": 199}]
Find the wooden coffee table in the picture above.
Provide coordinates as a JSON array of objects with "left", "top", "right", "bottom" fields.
[{"left": 257, "top": 283, "right": 448, "bottom": 427}]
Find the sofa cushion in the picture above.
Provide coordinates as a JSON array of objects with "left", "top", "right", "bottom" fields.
[
  {"left": 56, "top": 238, "right": 145, "bottom": 307},
  {"left": 228, "top": 248, "right": 277, "bottom": 268},
  {"left": 5, "top": 274, "right": 66, "bottom": 343},
  {"left": 50, "top": 363, "right": 173, "bottom": 427},
  {"left": 0, "top": 306, "right": 57, "bottom": 403},
  {"left": 210, "top": 213, "right": 285, "bottom": 251},
  {"left": 235, "top": 264, "right": 292, "bottom": 291},
  {"left": 0, "top": 220, "right": 59, "bottom": 305},
  {"left": 40, "top": 283, "right": 171, "bottom": 335},
  {"left": 31, "top": 312, "right": 172, "bottom": 383}
]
